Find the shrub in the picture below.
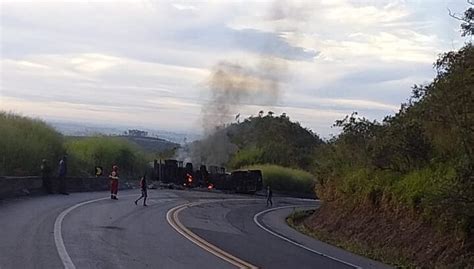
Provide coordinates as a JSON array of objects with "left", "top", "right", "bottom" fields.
[
  {"left": 229, "top": 147, "right": 264, "bottom": 169},
  {"left": 0, "top": 112, "right": 64, "bottom": 176},
  {"left": 65, "top": 136, "right": 148, "bottom": 178},
  {"left": 390, "top": 164, "right": 456, "bottom": 210}
]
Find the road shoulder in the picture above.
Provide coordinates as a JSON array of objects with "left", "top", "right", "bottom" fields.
[{"left": 256, "top": 206, "right": 392, "bottom": 269}]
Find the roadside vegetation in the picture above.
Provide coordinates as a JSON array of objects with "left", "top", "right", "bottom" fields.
[
  {"left": 201, "top": 5, "right": 474, "bottom": 267},
  {"left": 286, "top": 209, "right": 414, "bottom": 267},
  {"left": 0, "top": 113, "right": 151, "bottom": 178},
  {"left": 227, "top": 113, "right": 323, "bottom": 170},
  {"left": 65, "top": 136, "right": 149, "bottom": 177},
  {"left": 200, "top": 112, "right": 322, "bottom": 195},
  {"left": 1, "top": 5, "right": 471, "bottom": 266},
  {"left": 244, "top": 164, "right": 315, "bottom": 195},
  {"left": 301, "top": 8, "right": 474, "bottom": 267},
  {"left": 0, "top": 112, "right": 64, "bottom": 176}
]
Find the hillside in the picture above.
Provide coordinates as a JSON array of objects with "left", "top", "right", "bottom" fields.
[
  {"left": 190, "top": 113, "right": 323, "bottom": 170},
  {"left": 0, "top": 112, "right": 64, "bottom": 176},
  {"left": 302, "top": 43, "right": 474, "bottom": 267},
  {"left": 181, "top": 114, "right": 322, "bottom": 195},
  {"left": 50, "top": 121, "right": 198, "bottom": 144},
  {"left": 67, "top": 135, "right": 179, "bottom": 154},
  {"left": 119, "top": 136, "right": 179, "bottom": 153},
  {"left": 225, "top": 114, "right": 324, "bottom": 170},
  {"left": 0, "top": 114, "right": 155, "bottom": 177}
]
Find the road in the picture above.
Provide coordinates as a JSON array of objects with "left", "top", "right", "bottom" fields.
[{"left": 0, "top": 189, "right": 390, "bottom": 269}]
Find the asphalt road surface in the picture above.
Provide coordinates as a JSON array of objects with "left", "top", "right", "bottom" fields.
[{"left": 0, "top": 189, "right": 391, "bottom": 269}]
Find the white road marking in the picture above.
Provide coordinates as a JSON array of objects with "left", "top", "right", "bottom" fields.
[
  {"left": 54, "top": 195, "right": 342, "bottom": 269},
  {"left": 53, "top": 194, "right": 162, "bottom": 269},
  {"left": 253, "top": 205, "right": 362, "bottom": 269},
  {"left": 54, "top": 197, "right": 107, "bottom": 269}
]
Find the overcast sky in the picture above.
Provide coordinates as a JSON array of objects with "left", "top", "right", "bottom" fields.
[{"left": 0, "top": 0, "right": 471, "bottom": 138}]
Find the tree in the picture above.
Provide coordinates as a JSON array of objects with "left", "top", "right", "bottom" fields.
[
  {"left": 449, "top": 1, "right": 473, "bottom": 37},
  {"left": 411, "top": 44, "right": 474, "bottom": 165},
  {"left": 127, "top": 129, "right": 148, "bottom": 137}
]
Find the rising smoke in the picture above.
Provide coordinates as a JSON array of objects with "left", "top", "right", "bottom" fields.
[
  {"left": 177, "top": 59, "right": 285, "bottom": 166},
  {"left": 201, "top": 60, "right": 284, "bottom": 133},
  {"left": 176, "top": 1, "right": 313, "bottom": 167}
]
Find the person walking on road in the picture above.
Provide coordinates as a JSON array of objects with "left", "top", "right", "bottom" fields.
[
  {"left": 58, "top": 155, "right": 69, "bottom": 195},
  {"left": 40, "top": 159, "right": 53, "bottom": 194},
  {"left": 109, "top": 165, "right": 119, "bottom": 200},
  {"left": 134, "top": 175, "right": 148, "bottom": 206},
  {"left": 266, "top": 185, "right": 273, "bottom": 207}
]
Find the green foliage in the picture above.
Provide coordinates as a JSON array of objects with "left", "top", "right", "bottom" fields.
[
  {"left": 227, "top": 114, "right": 323, "bottom": 170},
  {"left": 314, "top": 43, "right": 474, "bottom": 237},
  {"left": 208, "top": 114, "right": 321, "bottom": 195},
  {"left": 243, "top": 164, "right": 316, "bottom": 194},
  {"left": 65, "top": 136, "right": 148, "bottom": 177},
  {"left": 390, "top": 164, "right": 455, "bottom": 209},
  {"left": 229, "top": 147, "right": 264, "bottom": 169},
  {"left": 0, "top": 112, "right": 64, "bottom": 176}
]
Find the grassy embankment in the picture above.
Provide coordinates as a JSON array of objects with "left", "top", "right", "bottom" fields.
[
  {"left": 244, "top": 164, "right": 316, "bottom": 196},
  {"left": 287, "top": 43, "right": 474, "bottom": 267},
  {"left": 0, "top": 112, "right": 64, "bottom": 176},
  {"left": 65, "top": 136, "right": 148, "bottom": 177},
  {"left": 0, "top": 112, "right": 150, "bottom": 178}
]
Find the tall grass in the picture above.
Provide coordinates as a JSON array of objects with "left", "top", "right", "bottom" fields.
[
  {"left": 1, "top": 112, "right": 151, "bottom": 178},
  {"left": 0, "top": 112, "right": 64, "bottom": 176},
  {"left": 243, "top": 164, "right": 316, "bottom": 194},
  {"left": 65, "top": 136, "right": 148, "bottom": 178},
  {"left": 390, "top": 165, "right": 455, "bottom": 208}
]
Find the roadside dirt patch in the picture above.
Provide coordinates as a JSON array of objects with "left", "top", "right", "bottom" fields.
[{"left": 292, "top": 203, "right": 473, "bottom": 268}]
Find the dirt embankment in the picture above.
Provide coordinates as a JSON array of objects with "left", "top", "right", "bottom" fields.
[{"left": 292, "top": 203, "right": 473, "bottom": 268}]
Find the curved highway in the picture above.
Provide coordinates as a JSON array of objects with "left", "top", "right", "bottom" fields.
[{"left": 0, "top": 189, "right": 390, "bottom": 269}]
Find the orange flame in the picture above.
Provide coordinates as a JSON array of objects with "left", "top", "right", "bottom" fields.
[{"left": 186, "top": 173, "right": 193, "bottom": 184}]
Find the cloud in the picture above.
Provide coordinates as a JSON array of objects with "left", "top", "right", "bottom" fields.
[
  {"left": 285, "top": 94, "right": 399, "bottom": 112},
  {"left": 172, "top": 25, "right": 319, "bottom": 61},
  {"left": 172, "top": 3, "right": 198, "bottom": 11},
  {"left": 0, "top": 0, "right": 469, "bottom": 138},
  {"left": 1, "top": 54, "right": 209, "bottom": 118}
]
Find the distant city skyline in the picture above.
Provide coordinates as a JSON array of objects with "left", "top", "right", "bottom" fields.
[{"left": 1, "top": 0, "right": 471, "bottom": 138}]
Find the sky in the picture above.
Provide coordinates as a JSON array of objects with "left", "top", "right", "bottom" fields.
[{"left": 0, "top": 0, "right": 471, "bottom": 138}]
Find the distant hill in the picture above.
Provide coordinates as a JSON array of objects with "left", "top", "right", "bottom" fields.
[
  {"left": 189, "top": 113, "right": 323, "bottom": 169},
  {"left": 226, "top": 114, "right": 323, "bottom": 169},
  {"left": 67, "top": 135, "right": 179, "bottom": 154},
  {"left": 49, "top": 121, "right": 200, "bottom": 144},
  {"left": 119, "top": 135, "right": 179, "bottom": 153}
]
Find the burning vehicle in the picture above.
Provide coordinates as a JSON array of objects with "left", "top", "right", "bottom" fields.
[{"left": 153, "top": 159, "right": 262, "bottom": 194}]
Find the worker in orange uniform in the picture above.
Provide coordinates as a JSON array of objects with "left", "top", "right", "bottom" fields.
[{"left": 109, "top": 165, "right": 119, "bottom": 200}]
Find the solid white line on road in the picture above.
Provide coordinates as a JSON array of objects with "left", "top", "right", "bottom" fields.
[
  {"left": 54, "top": 194, "right": 252, "bottom": 269},
  {"left": 253, "top": 205, "right": 362, "bottom": 269},
  {"left": 166, "top": 199, "right": 260, "bottom": 269},
  {"left": 53, "top": 194, "right": 137, "bottom": 269}
]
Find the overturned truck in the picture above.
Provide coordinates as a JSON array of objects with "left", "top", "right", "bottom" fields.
[{"left": 153, "top": 159, "right": 263, "bottom": 194}]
